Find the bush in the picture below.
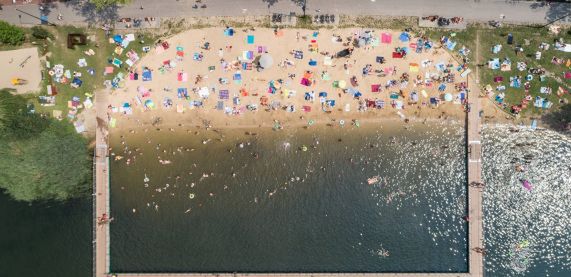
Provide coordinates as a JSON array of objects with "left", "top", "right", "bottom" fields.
[
  {"left": 0, "top": 20, "right": 25, "bottom": 45},
  {"left": 31, "top": 26, "right": 52, "bottom": 40}
]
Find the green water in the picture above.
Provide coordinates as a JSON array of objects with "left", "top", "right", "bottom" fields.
[{"left": 0, "top": 193, "right": 92, "bottom": 277}]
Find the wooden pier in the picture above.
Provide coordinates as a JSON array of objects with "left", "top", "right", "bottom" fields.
[{"left": 95, "top": 92, "right": 111, "bottom": 277}]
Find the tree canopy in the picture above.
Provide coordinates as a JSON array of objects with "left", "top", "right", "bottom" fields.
[
  {"left": 89, "top": 0, "right": 130, "bottom": 10},
  {"left": 0, "top": 20, "right": 25, "bottom": 45},
  {"left": 0, "top": 90, "right": 91, "bottom": 202}
]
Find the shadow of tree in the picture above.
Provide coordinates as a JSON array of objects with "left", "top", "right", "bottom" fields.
[
  {"left": 262, "top": 0, "right": 280, "bottom": 9},
  {"left": 541, "top": 103, "right": 571, "bottom": 133},
  {"left": 62, "top": 0, "right": 120, "bottom": 26},
  {"left": 39, "top": 1, "right": 57, "bottom": 17},
  {"left": 546, "top": 2, "right": 571, "bottom": 23}
]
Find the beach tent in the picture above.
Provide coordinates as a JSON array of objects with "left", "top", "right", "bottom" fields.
[
  {"left": 113, "top": 35, "right": 123, "bottom": 44},
  {"left": 224, "top": 28, "right": 235, "bottom": 36},
  {"left": 247, "top": 35, "right": 255, "bottom": 44},
  {"left": 259, "top": 53, "right": 274, "bottom": 69},
  {"left": 444, "top": 93, "right": 453, "bottom": 102},
  {"left": 144, "top": 99, "right": 155, "bottom": 109},
  {"left": 399, "top": 32, "right": 410, "bottom": 42}
]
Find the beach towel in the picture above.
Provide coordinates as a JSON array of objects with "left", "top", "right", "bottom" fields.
[
  {"left": 177, "top": 72, "right": 188, "bottom": 82},
  {"left": 446, "top": 40, "right": 457, "bottom": 50},
  {"left": 392, "top": 52, "right": 404, "bottom": 58},
  {"left": 409, "top": 63, "right": 419, "bottom": 72},
  {"left": 302, "top": 105, "right": 311, "bottom": 112},
  {"left": 219, "top": 90, "right": 229, "bottom": 100},
  {"left": 242, "top": 63, "right": 253, "bottom": 70},
  {"left": 494, "top": 76, "right": 504, "bottom": 83},
  {"left": 242, "top": 51, "right": 254, "bottom": 60},
  {"left": 323, "top": 56, "right": 332, "bottom": 66},
  {"left": 301, "top": 78, "right": 311, "bottom": 86},
  {"left": 294, "top": 51, "right": 303, "bottom": 59},
  {"left": 142, "top": 69, "right": 152, "bottom": 81},
  {"left": 381, "top": 33, "right": 392, "bottom": 44},
  {"left": 104, "top": 66, "right": 114, "bottom": 75},
  {"left": 257, "top": 46, "right": 267, "bottom": 53},
  {"left": 371, "top": 84, "right": 381, "bottom": 92},
  {"left": 247, "top": 35, "right": 255, "bottom": 44},
  {"left": 177, "top": 88, "right": 188, "bottom": 99}
]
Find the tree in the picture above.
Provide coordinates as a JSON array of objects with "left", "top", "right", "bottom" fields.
[
  {"left": 0, "top": 90, "right": 92, "bottom": 202},
  {"left": 0, "top": 20, "right": 25, "bottom": 45},
  {"left": 89, "top": 0, "right": 130, "bottom": 10}
]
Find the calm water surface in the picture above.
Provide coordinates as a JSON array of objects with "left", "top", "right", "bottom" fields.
[{"left": 109, "top": 122, "right": 468, "bottom": 272}]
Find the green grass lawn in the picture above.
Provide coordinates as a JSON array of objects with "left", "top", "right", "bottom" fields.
[
  {"left": 477, "top": 26, "right": 570, "bottom": 116},
  {"left": 31, "top": 26, "right": 157, "bottom": 118},
  {"left": 423, "top": 24, "right": 570, "bottom": 117}
]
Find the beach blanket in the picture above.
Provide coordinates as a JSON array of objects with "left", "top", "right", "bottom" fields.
[
  {"left": 294, "top": 51, "right": 303, "bottom": 59},
  {"left": 409, "top": 63, "right": 419, "bottom": 72},
  {"left": 300, "top": 78, "right": 311, "bottom": 86},
  {"left": 381, "top": 33, "right": 392, "bottom": 44},
  {"left": 488, "top": 58, "right": 500, "bottom": 70},
  {"left": 142, "top": 69, "right": 152, "bottom": 81},
  {"left": 242, "top": 51, "right": 254, "bottom": 60},
  {"left": 392, "top": 52, "right": 404, "bottom": 58},
  {"left": 219, "top": 90, "right": 229, "bottom": 100},
  {"left": 323, "top": 56, "right": 332, "bottom": 66},
  {"left": 177, "top": 88, "right": 188, "bottom": 99},
  {"left": 242, "top": 62, "right": 253, "bottom": 70},
  {"left": 177, "top": 72, "right": 188, "bottom": 82},
  {"left": 446, "top": 40, "right": 457, "bottom": 51}
]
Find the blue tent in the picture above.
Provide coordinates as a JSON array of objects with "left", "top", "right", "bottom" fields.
[
  {"left": 319, "top": 92, "right": 327, "bottom": 97},
  {"left": 72, "top": 77, "right": 83, "bottom": 87},
  {"left": 326, "top": 100, "right": 336, "bottom": 107},
  {"left": 399, "top": 32, "right": 410, "bottom": 42},
  {"left": 113, "top": 35, "right": 123, "bottom": 44}
]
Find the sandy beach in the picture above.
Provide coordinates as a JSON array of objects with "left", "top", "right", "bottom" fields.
[
  {"left": 0, "top": 47, "right": 42, "bottom": 94},
  {"left": 104, "top": 27, "right": 499, "bottom": 131}
]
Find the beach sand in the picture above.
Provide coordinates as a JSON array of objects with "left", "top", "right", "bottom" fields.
[{"left": 104, "top": 27, "right": 497, "bottom": 131}]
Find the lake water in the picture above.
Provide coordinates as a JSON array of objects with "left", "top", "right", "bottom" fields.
[
  {"left": 1, "top": 123, "right": 569, "bottom": 276},
  {"left": 109, "top": 122, "right": 468, "bottom": 273}
]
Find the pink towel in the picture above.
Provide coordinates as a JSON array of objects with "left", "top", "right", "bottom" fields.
[{"left": 381, "top": 33, "right": 392, "bottom": 44}]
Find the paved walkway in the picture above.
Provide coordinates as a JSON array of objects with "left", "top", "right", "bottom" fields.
[
  {"left": 95, "top": 92, "right": 110, "bottom": 277},
  {"left": 0, "top": 0, "right": 569, "bottom": 26}
]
